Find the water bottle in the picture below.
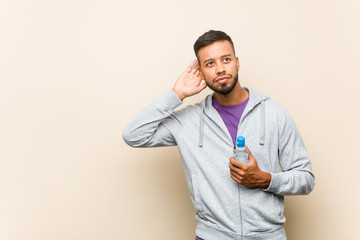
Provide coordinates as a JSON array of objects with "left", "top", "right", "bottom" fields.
[{"left": 233, "top": 136, "right": 248, "bottom": 164}]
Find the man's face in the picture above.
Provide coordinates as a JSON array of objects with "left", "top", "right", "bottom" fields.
[{"left": 198, "top": 40, "right": 239, "bottom": 95}]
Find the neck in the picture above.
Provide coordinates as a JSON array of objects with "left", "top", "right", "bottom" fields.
[{"left": 214, "top": 83, "right": 249, "bottom": 106}]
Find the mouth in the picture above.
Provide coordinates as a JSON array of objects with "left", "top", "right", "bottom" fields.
[{"left": 215, "top": 76, "right": 231, "bottom": 83}]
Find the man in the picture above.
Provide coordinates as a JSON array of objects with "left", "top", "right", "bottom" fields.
[{"left": 123, "top": 30, "right": 315, "bottom": 240}]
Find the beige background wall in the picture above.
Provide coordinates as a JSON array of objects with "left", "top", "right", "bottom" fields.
[{"left": 1, "top": 0, "right": 359, "bottom": 239}]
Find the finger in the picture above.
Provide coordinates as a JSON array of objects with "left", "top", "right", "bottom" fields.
[
  {"left": 196, "top": 73, "right": 202, "bottom": 79},
  {"left": 187, "top": 60, "right": 198, "bottom": 73},
  {"left": 229, "top": 159, "right": 247, "bottom": 175},
  {"left": 230, "top": 174, "right": 240, "bottom": 184},
  {"left": 229, "top": 159, "right": 236, "bottom": 171},
  {"left": 230, "top": 168, "right": 244, "bottom": 178},
  {"left": 245, "top": 145, "right": 256, "bottom": 164},
  {"left": 229, "top": 157, "right": 238, "bottom": 168},
  {"left": 199, "top": 71, "right": 205, "bottom": 80},
  {"left": 245, "top": 145, "right": 251, "bottom": 155},
  {"left": 230, "top": 170, "right": 243, "bottom": 183},
  {"left": 192, "top": 66, "right": 199, "bottom": 75},
  {"left": 230, "top": 156, "right": 246, "bottom": 170}
]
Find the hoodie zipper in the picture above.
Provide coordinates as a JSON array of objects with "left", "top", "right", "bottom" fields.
[
  {"left": 235, "top": 101, "right": 265, "bottom": 235},
  {"left": 200, "top": 90, "right": 269, "bottom": 235}
]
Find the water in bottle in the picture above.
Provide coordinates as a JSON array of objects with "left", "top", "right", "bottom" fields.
[{"left": 233, "top": 136, "right": 248, "bottom": 164}]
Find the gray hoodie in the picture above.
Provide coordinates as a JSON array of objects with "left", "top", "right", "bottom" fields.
[{"left": 123, "top": 87, "right": 315, "bottom": 240}]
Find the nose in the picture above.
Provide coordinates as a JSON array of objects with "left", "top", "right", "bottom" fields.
[{"left": 216, "top": 62, "right": 225, "bottom": 75}]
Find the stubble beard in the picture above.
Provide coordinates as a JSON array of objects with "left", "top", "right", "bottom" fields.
[{"left": 207, "top": 72, "right": 239, "bottom": 95}]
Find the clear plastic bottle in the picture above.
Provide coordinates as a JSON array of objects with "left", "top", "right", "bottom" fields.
[{"left": 233, "top": 136, "right": 248, "bottom": 164}]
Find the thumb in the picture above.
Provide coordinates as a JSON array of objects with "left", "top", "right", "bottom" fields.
[
  {"left": 245, "top": 145, "right": 256, "bottom": 164},
  {"left": 198, "top": 81, "right": 207, "bottom": 91}
]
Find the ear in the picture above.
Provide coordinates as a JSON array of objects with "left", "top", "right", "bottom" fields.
[
  {"left": 236, "top": 57, "right": 240, "bottom": 70},
  {"left": 199, "top": 67, "right": 205, "bottom": 80},
  {"left": 197, "top": 59, "right": 202, "bottom": 69}
]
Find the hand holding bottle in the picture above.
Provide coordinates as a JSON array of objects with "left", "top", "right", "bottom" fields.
[{"left": 230, "top": 142, "right": 271, "bottom": 189}]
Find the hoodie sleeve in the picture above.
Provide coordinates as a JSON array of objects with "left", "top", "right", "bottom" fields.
[
  {"left": 122, "top": 90, "right": 183, "bottom": 147},
  {"left": 264, "top": 109, "right": 315, "bottom": 195}
]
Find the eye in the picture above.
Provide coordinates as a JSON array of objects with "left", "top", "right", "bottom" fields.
[
  {"left": 223, "top": 57, "right": 231, "bottom": 63},
  {"left": 206, "top": 61, "right": 214, "bottom": 67}
]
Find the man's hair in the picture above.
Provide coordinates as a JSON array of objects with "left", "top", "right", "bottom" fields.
[{"left": 193, "top": 30, "right": 235, "bottom": 61}]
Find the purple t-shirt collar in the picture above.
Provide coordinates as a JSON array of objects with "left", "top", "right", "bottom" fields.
[{"left": 212, "top": 95, "right": 249, "bottom": 145}]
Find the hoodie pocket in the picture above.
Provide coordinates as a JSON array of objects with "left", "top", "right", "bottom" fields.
[{"left": 241, "top": 188, "right": 285, "bottom": 234}]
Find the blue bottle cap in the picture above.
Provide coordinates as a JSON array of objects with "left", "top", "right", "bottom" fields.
[{"left": 236, "top": 136, "right": 245, "bottom": 148}]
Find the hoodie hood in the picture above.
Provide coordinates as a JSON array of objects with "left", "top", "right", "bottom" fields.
[{"left": 198, "top": 87, "right": 270, "bottom": 147}]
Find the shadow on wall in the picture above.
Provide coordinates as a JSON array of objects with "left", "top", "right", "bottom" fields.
[{"left": 284, "top": 193, "right": 317, "bottom": 239}]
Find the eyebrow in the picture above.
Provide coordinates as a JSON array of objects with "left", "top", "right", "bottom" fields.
[{"left": 203, "top": 54, "right": 232, "bottom": 64}]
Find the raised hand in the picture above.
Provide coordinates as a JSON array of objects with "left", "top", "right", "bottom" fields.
[{"left": 173, "top": 60, "right": 207, "bottom": 101}]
